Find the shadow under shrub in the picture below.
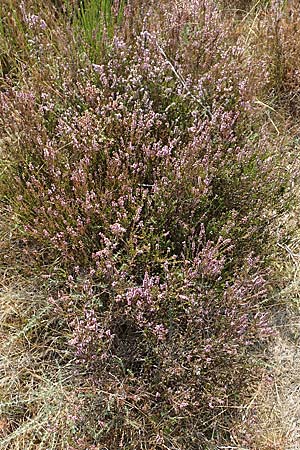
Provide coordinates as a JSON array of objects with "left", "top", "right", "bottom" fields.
[{"left": 0, "top": 0, "right": 293, "bottom": 448}]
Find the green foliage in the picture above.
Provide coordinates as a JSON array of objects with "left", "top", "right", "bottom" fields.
[{"left": 73, "top": 0, "right": 125, "bottom": 61}]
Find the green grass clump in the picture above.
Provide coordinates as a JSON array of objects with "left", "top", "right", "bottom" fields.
[{"left": 73, "top": 0, "right": 126, "bottom": 62}]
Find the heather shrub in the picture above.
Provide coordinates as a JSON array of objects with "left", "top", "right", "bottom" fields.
[
  {"left": 0, "top": 0, "right": 295, "bottom": 448},
  {"left": 0, "top": 1, "right": 284, "bottom": 265}
]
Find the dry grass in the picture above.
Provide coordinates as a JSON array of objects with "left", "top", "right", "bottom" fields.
[
  {"left": 243, "top": 234, "right": 300, "bottom": 450},
  {"left": 0, "top": 279, "right": 79, "bottom": 450},
  {"left": 250, "top": 319, "right": 300, "bottom": 449}
]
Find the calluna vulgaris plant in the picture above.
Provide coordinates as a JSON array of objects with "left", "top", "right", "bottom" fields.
[{"left": 0, "top": 0, "right": 296, "bottom": 448}]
